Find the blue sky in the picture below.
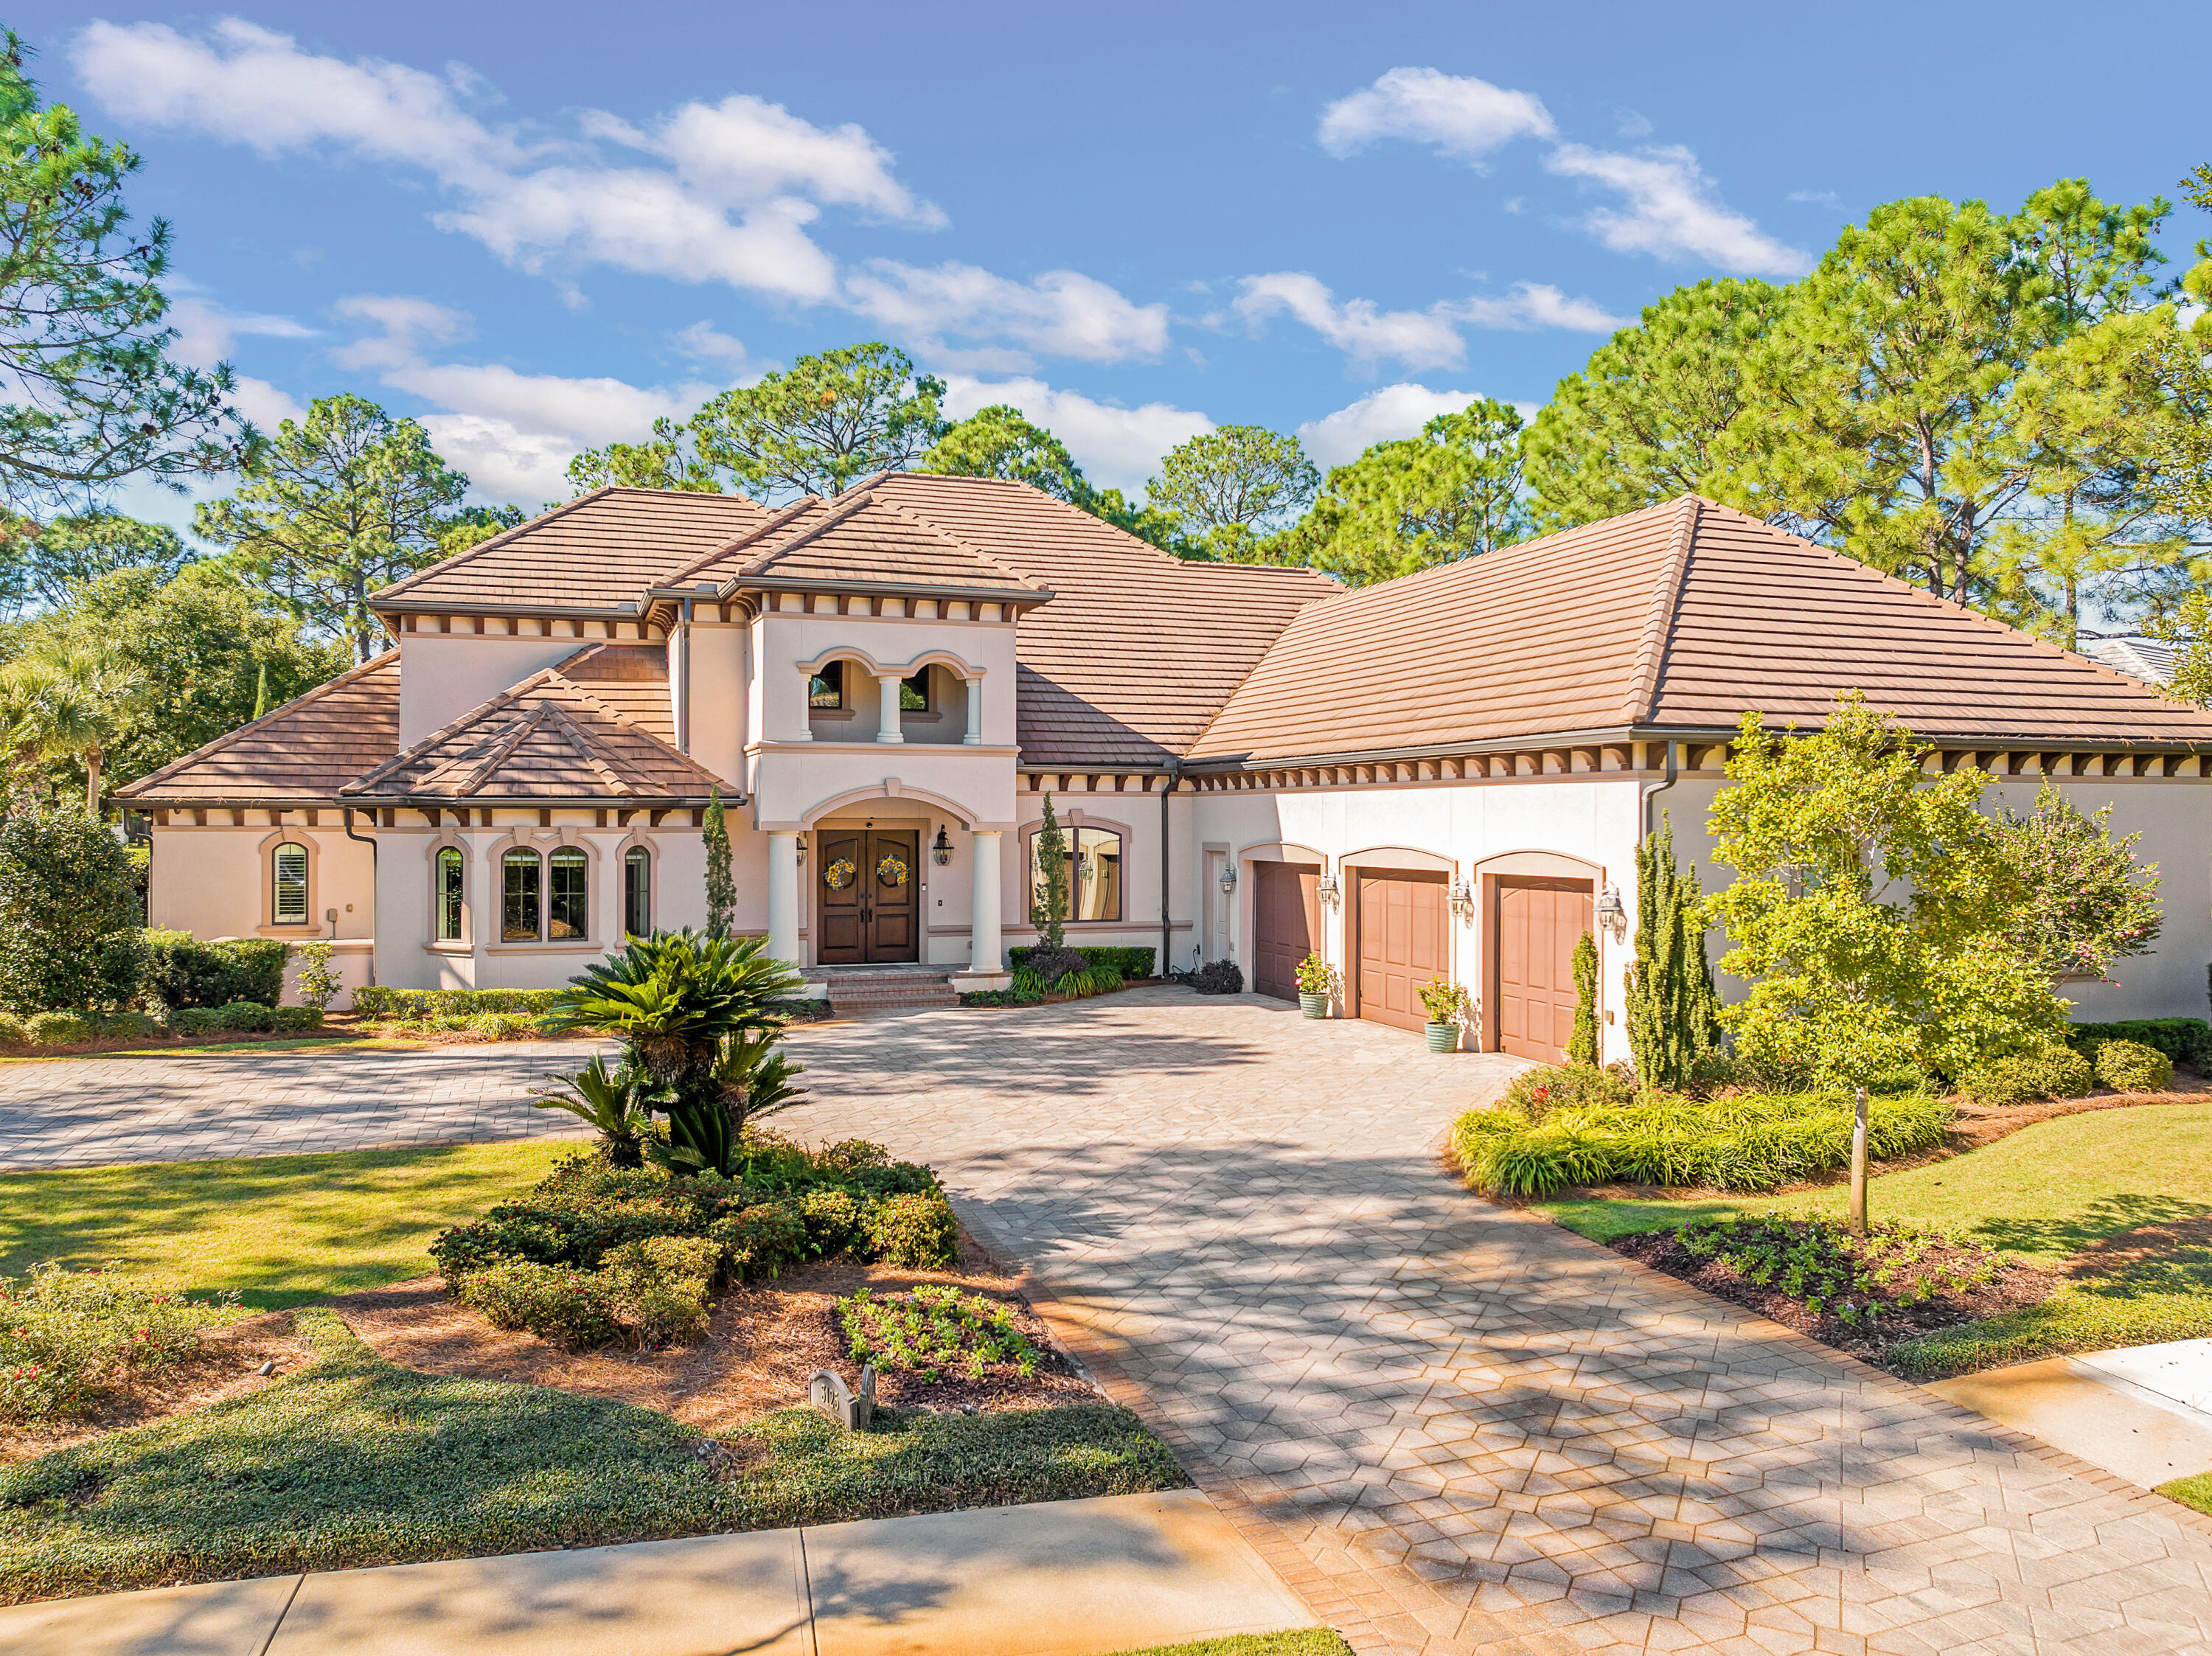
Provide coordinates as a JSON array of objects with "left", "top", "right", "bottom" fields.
[{"left": 18, "top": 1, "right": 2211, "bottom": 525}]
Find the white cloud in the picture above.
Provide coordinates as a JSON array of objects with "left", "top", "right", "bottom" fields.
[
  {"left": 1453, "top": 283, "right": 1626, "bottom": 333},
  {"left": 942, "top": 375, "right": 1211, "bottom": 495},
  {"left": 1318, "top": 67, "right": 1553, "bottom": 167},
  {"left": 1787, "top": 189, "right": 1842, "bottom": 207},
  {"left": 164, "top": 291, "right": 316, "bottom": 367},
  {"left": 1545, "top": 144, "right": 1811, "bottom": 276},
  {"left": 671, "top": 321, "right": 757, "bottom": 373},
  {"left": 1231, "top": 274, "right": 1467, "bottom": 371},
  {"left": 72, "top": 19, "right": 1163, "bottom": 361},
  {"left": 848, "top": 262, "right": 1170, "bottom": 367},
  {"left": 1297, "top": 385, "right": 1478, "bottom": 466}
]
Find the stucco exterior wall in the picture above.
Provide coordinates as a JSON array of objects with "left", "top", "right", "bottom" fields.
[
  {"left": 396, "top": 634, "right": 586, "bottom": 748},
  {"left": 145, "top": 823, "right": 377, "bottom": 1006}
]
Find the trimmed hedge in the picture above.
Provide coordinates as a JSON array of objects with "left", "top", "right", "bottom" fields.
[
  {"left": 353, "top": 987, "right": 561, "bottom": 1020},
  {"left": 142, "top": 932, "right": 287, "bottom": 1012},
  {"left": 1960, "top": 1043, "right": 2093, "bottom": 1106},
  {"left": 2065, "top": 1017, "right": 2212, "bottom": 1073},
  {"left": 1009, "top": 944, "right": 1155, "bottom": 979}
]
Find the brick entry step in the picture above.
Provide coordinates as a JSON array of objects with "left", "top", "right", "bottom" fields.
[{"left": 818, "top": 967, "right": 961, "bottom": 1017}]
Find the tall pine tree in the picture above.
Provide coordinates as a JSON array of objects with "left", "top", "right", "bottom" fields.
[{"left": 1624, "top": 813, "right": 1723, "bottom": 1092}]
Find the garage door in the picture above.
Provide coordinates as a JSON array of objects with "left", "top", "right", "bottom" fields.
[
  {"left": 1492, "top": 876, "right": 1593, "bottom": 1062},
  {"left": 1252, "top": 862, "right": 1321, "bottom": 1001},
  {"left": 1353, "top": 870, "right": 1449, "bottom": 1032}
]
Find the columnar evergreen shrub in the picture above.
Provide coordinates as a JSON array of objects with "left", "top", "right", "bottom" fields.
[
  {"left": 703, "top": 786, "right": 734, "bottom": 939},
  {"left": 1031, "top": 792, "right": 1068, "bottom": 949},
  {"left": 1566, "top": 933, "right": 1599, "bottom": 1066},
  {"left": 1624, "top": 815, "right": 1722, "bottom": 1093},
  {"left": 0, "top": 807, "right": 145, "bottom": 1015}
]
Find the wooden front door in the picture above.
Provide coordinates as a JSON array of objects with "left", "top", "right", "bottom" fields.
[
  {"left": 1492, "top": 876, "right": 1593, "bottom": 1062},
  {"left": 815, "top": 830, "right": 921, "bottom": 964},
  {"left": 1353, "top": 870, "right": 1448, "bottom": 1032},
  {"left": 1252, "top": 862, "right": 1321, "bottom": 1001}
]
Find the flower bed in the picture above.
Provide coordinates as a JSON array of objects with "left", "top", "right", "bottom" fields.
[
  {"left": 0, "top": 1265, "right": 239, "bottom": 1427},
  {"left": 840, "top": 1284, "right": 1041, "bottom": 1383}
]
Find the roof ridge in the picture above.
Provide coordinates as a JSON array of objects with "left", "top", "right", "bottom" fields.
[
  {"left": 737, "top": 489, "right": 879, "bottom": 577},
  {"left": 451, "top": 702, "right": 555, "bottom": 797},
  {"left": 116, "top": 650, "right": 400, "bottom": 799},
  {"left": 515, "top": 697, "right": 641, "bottom": 797},
  {"left": 1624, "top": 495, "right": 1700, "bottom": 726},
  {"left": 656, "top": 495, "right": 820, "bottom": 591}
]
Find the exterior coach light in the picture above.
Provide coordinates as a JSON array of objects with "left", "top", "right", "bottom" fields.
[
  {"left": 1315, "top": 874, "right": 1340, "bottom": 906},
  {"left": 932, "top": 826, "right": 953, "bottom": 866},
  {"left": 1596, "top": 884, "right": 1627, "bottom": 936},
  {"left": 1448, "top": 881, "right": 1475, "bottom": 919},
  {"left": 1220, "top": 864, "right": 1237, "bottom": 895}
]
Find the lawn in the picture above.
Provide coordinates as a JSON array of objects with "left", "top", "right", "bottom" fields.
[
  {"left": 0, "top": 1309, "right": 1186, "bottom": 1604},
  {"left": 1107, "top": 1635, "right": 1351, "bottom": 1656},
  {"left": 1536, "top": 1100, "right": 2212, "bottom": 1378},
  {"left": 0, "top": 1141, "right": 580, "bottom": 1307}
]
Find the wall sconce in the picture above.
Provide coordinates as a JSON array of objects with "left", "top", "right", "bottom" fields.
[
  {"left": 931, "top": 826, "right": 953, "bottom": 866},
  {"left": 794, "top": 838, "right": 808, "bottom": 867},
  {"left": 1596, "top": 883, "right": 1627, "bottom": 937},
  {"left": 1447, "top": 881, "right": 1475, "bottom": 920},
  {"left": 1219, "top": 864, "right": 1238, "bottom": 895},
  {"left": 1315, "top": 874, "right": 1340, "bottom": 907}
]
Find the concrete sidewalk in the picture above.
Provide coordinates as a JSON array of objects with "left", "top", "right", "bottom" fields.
[
  {"left": 1931, "top": 1336, "right": 2212, "bottom": 1492},
  {"left": 0, "top": 1489, "right": 1312, "bottom": 1656}
]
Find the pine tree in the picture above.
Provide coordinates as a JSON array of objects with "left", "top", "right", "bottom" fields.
[
  {"left": 1566, "top": 932, "right": 1600, "bottom": 1067},
  {"left": 703, "top": 787, "right": 734, "bottom": 939},
  {"left": 1624, "top": 813, "right": 1723, "bottom": 1092},
  {"left": 1031, "top": 792, "right": 1068, "bottom": 950}
]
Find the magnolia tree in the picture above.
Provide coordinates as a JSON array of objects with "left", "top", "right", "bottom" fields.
[{"left": 1703, "top": 691, "right": 2065, "bottom": 1088}]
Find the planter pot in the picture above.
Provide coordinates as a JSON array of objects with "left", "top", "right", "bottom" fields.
[
  {"left": 1298, "top": 992, "right": 1329, "bottom": 1019},
  {"left": 1425, "top": 1021, "right": 1461, "bottom": 1054}
]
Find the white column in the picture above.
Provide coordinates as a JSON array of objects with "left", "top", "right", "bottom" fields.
[
  {"left": 767, "top": 832, "right": 801, "bottom": 967},
  {"left": 790, "top": 667, "right": 811, "bottom": 741},
  {"left": 970, "top": 829, "right": 1003, "bottom": 973},
  {"left": 875, "top": 673, "right": 904, "bottom": 743},
  {"left": 964, "top": 676, "right": 984, "bottom": 745}
]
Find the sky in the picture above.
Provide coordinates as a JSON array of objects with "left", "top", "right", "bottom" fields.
[{"left": 18, "top": 1, "right": 2212, "bottom": 530}]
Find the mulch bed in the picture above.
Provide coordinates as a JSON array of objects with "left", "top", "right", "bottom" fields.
[
  {"left": 327, "top": 1231, "right": 1098, "bottom": 1432},
  {"left": 1610, "top": 1228, "right": 2062, "bottom": 1363}
]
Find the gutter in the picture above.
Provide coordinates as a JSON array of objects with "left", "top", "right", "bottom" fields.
[
  {"left": 678, "top": 597, "right": 694, "bottom": 755},
  {"left": 1161, "top": 759, "right": 1181, "bottom": 977}
]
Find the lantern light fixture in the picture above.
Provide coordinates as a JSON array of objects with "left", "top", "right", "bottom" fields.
[
  {"left": 1447, "top": 881, "right": 1475, "bottom": 919},
  {"left": 931, "top": 826, "right": 954, "bottom": 866},
  {"left": 1315, "top": 874, "right": 1340, "bottom": 906},
  {"left": 1219, "top": 864, "right": 1237, "bottom": 895}
]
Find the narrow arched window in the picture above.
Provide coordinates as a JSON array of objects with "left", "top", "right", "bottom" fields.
[
  {"left": 549, "top": 847, "right": 588, "bottom": 939},
  {"left": 502, "top": 850, "right": 540, "bottom": 941},
  {"left": 1074, "top": 827, "right": 1122, "bottom": 922},
  {"left": 624, "top": 846, "right": 651, "bottom": 938},
  {"left": 271, "top": 842, "right": 308, "bottom": 925},
  {"left": 435, "top": 847, "right": 465, "bottom": 942}
]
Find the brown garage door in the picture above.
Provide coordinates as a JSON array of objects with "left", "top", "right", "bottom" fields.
[
  {"left": 1354, "top": 869, "right": 1449, "bottom": 1032},
  {"left": 1252, "top": 862, "right": 1321, "bottom": 1001},
  {"left": 1492, "top": 876, "right": 1593, "bottom": 1062}
]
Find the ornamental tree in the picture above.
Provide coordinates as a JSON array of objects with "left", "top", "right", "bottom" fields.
[
  {"left": 1993, "top": 781, "right": 2161, "bottom": 982},
  {"left": 0, "top": 802, "right": 145, "bottom": 1013},
  {"left": 1703, "top": 691, "right": 2064, "bottom": 1088},
  {"left": 1624, "top": 813, "right": 1723, "bottom": 1093},
  {"left": 1030, "top": 792, "right": 1068, "bottom": 950}
]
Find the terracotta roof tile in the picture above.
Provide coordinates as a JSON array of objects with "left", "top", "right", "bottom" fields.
[
  {"left": 689, "top": 488, "right": 1042, "bottom": 593},
  {"left": 374, "top": 488, "right": 770, "bottom": 612},
  {"left": 116, "top": 654, "right": 401, "bottom": 803}
]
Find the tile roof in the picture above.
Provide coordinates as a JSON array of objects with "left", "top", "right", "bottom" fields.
[
  {"left": 682, "top": 487, "right": 1041, "bottom": 594},
  {"left": 116, "top": 653, "right": 402, "bottom": 803},
  {"left": 374, "top": 487, "right": 770, "bottom": 612},
  {"left": 1188, "top": 495, "right": 2212, "bottom": 764},
  {"left": 866, "top": 473, "right": 1340, "bottom": 768},
  {"left": 2080, "top": 636, "right": 2178, "bottom": 689},
  {"left": 344, "top": 644, "right": 728, "bottom": 801}
]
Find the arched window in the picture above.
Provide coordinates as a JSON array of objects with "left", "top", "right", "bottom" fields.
[
  {"left": 271, "top": 842, "right": 308, "bottom": 925},
  {"left": 808, "top": 659, "right": 845, "bottom": 708},
  {"left": 624, "top": 846, "right": 651, "bottom": 938},
  {"left": 502, "top": 849, "right": 540, "bottom": 941},
  {"left": 549, "top": 847, "right": 588, "bottom": 939},
  {"left": 435, "top": 847, "right": 465, "bottom": 942},
  {"left": 1029, "top": 824, "right": 1123, "bottom": 923}
]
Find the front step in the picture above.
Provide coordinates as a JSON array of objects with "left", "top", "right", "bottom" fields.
[{"left": 822, "top": 972, "right": 960, "bottom": 1016}]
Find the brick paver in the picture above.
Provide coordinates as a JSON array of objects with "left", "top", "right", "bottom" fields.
[
  {"left": 9, "top": 987, "right": 2212, "bottom": 1652},
  {"left": 0, "top": 1041, "right": 606, "bottom": 1167}
]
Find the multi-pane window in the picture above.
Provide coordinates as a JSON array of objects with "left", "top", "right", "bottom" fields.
[
  {"left": 502, "top": 850, "right": 540, "bottom": 942},
  {"left": 549, "top": 848, "right": 588, "bottom": 939},
  {"left": 435, "top": 846, "right": 465, "bottom": 941},
  {"left": 900, "top": 667, "right": 929, "bottom": 711},
  {"left": 808, "top": 659, "right": 844, "bottom": 709},
  {"left": 1029, "top": 825, "right": 1123, "bottom": 923},
  {"left": 624, "top": 847, "right": 651, "bottom": 939},
  {"left": 271, "top": 842, "right": 308, "bottom": 925}
]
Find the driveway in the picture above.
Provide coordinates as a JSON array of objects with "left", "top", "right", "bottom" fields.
[{"left": 9, "top": 988, "right": 2212, "bottom": 1653}]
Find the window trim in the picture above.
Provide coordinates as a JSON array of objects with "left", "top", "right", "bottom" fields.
[
  {"left": 479, "top": 828, "right": 602, "bottom": 951},
  {"left": 501, "top": 847, "right": 543, "bottom": 943},
  {"left": 425, "top": 835, "right": 473, "bottom": 948},
  {"left": 255, "top": 827, "right": 322, "bottom": 933},
  {"left": 622, "top": 843, "right": 653, "bottom": 939},
  {"left": 547, "top": 845, "right": 590, "bottom": 942},
  {"left": 271, "top": 841, "right": 310, "bottom": 928},
  {"left": 808, "top": 658, "right": 846, "bottom": 710},
  {"left": 1023, "top": 816, "right": 1127, "bottom": 925}
]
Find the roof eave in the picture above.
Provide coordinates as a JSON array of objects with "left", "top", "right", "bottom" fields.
[
  {"left": 367, "top": 598, "right": 644, "bottom": 619},
  {"left": 714, "top": 576, "right": 1054, "bottom": 606}
]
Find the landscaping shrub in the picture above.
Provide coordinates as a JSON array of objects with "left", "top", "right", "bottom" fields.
[
  {"left": 269, "top": 1005, "right": 323, "bottom": 1033},
  {"left": 863, "top": 1192, "right": 959, "bottom": 1267},
  {"left": 706, "top": 1201, "right": 809, "bottom": 1280},
  {"left": 0, "top": 808, "right": 145, "bottom": 1016},
  {"left": 25, "top": 1011, "right": 92, "bottom": 1047},
  {"left": 1501, "top": 1063, "right": 1634, "bottom": 1119},
  {"left": 0, "top": 1012, "right": 26, "bottom": 1047},
  {"left": 2093, "top": 1038, "right": 2174, "bottom": 1093},
  {"left": 467, "top": 1012, "right": 536, "bottom": 1040},
  {"left": 214, "top": 1001, "right": 275, "bottom": 1032},
  {"left": 166, "top": 1007, "right": 223, "bottom": 1036},
  {"left": 2065, "top": 1017, "right": 2212, "bottom": 1073},
  {"left": 141, "top": 932, "right": 287, "bottom": 1011},
  {"left": 800, "top": 1186, "right": 866, "bottom": 1256},
  {"left": 839, "top": 1284, "right": 1040, "bottom": 1382},
  {"left": 0, "top": 1264, "right": 237, "bottom": 1425},
  {"left": 1453, "top": 1090, "right": 1950, "bottom": 1196},
  {"left": 1188, "top": 959, "right": 1242, "bottom": 995},
  {"left": 816, "top": 1139, "right": 891, "bottom": 1176},
  {"left": 97, "top": 1010, "right": 161, "bottom": 1040},
  {"left": 1023, "top": 947, "right": 1088, "bottom": 987},
  {"left": 1646, "top": 1214, "right": 2007, "bottom": 1332},
  {"left": 599, "top": 1236, "right": 719, "bottom": 1345},
  {"left": 1009, "top": 944, "right": 1155, "bottom": 980},
  {"left": 453, "top": 1259, "right": 622, "bottom": 1349},
  {"left": 352, "top": 986, "right": 563, "bottom": 1019},
  {"left": 1959, "top": 1043, "right": 2093, "bottom": 1105}
]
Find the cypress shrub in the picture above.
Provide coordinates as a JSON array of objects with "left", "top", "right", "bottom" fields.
[
  {"left": 1566, "top": 933, "right": 1599, "bottom": 1066},
  {"left": 0, "top": 807, "right": 145, "bottom": 1015},
  {"left": 1624, "top": 814, "right": 1722, "bottom": 1093}
]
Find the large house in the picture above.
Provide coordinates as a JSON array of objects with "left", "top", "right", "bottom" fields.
[{"left": 121, "top": 479, "right": 2212, "bottom": 1065}]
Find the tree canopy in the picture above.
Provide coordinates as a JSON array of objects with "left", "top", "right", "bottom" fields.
[
  {"left": 0, "top": 509, "right": 192, "bottom": 616},
  {"left": 1146, "top": 425, "right": 1318, "bottom": 560},
  {"left": 918, "top": 404, "right": 1090, "bottom": 502},
  {"left": 1291, "top": 398, "right": 1528, "bottom": 584}
]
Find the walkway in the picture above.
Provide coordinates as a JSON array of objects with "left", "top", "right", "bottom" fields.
[{"left": 0, "top": 1040, "right": 605, "bottom": 1167}]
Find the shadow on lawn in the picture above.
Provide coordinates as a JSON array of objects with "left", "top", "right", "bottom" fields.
[{"left": 1969, "top": 1191, "right": 2212, "bottom": 1283}]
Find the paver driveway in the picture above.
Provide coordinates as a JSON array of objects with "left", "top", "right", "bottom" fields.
[{"left": 11, "top": 988, "right": 2212, "bottom": 1654}]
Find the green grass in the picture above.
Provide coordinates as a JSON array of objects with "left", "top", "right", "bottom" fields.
[
  {"left": 1537, "top": 1101, "right": 2212, "bottom": 1379},
  {"left": 2160, "top": 1470, "right": 2212, "bottom": 1518},
  {"left": 1102, "top": 1635, "right": 1352, "bottom": 1656},
  {"left": 0, "top": 1309, "right": 1187, "bottom": 1604},
  {"left": 0, "top": 1036, "right": 383, "bottom": 1064},
  {"left": 0, "top": 1142, "right": 581, "bottom": 1308}
]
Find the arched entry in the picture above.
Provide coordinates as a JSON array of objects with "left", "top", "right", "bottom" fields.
[{"left": 1491, "top": 876, "right": 1593, "bottom": 1062}]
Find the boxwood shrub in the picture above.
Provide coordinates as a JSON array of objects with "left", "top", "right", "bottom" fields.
[
  {"left": 2065, "top": 1017, "right": 2212, "bottom": 1072},
  {"left": 25, "top": 1011, "right": 93, "bottom": 1047},
  {"left": 1007, "top": 944, "right": 1155, "bottom": 979},
  {"left": 352, "top": 986, "right": 562, "bottom": 1020},
  {"left": 1960, "top": 1044, "right": 2093, "bottom": 1105},
  {"left": 142, "top": 932, "right": 287, "bottom": 1011},
  {"left": 2093, "top": 1038, "right": 2174, "bottom": 1093}
]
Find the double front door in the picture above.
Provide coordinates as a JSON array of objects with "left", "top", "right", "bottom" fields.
[{"left": 816, "top": 829, "right": 920, "bottom": 964}]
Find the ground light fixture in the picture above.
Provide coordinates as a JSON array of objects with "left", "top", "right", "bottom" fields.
[{"left": 931, "top": 826, "right": 953, "bottom": 866}]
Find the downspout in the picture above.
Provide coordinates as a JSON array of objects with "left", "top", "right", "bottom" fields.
[
  {"left": 341, "top": 807, "right": 378, "bottom": 987},
  {"left": 1161, "top": 759, "right": 1182, "bottom": 976},
  {"left": 678, "top": 598, "right": 695, "bottom": 754},
  {"left": 1639, "top": 738, "right": 1679, "bottom": 845}
]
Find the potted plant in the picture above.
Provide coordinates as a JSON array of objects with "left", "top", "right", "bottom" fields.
[
  {"left": 1294, "top": 952, "right": 1333, "bottom": 1017},
  {"left": 1417, "top": 978, "right": 1469, "bottom": 1053}
]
